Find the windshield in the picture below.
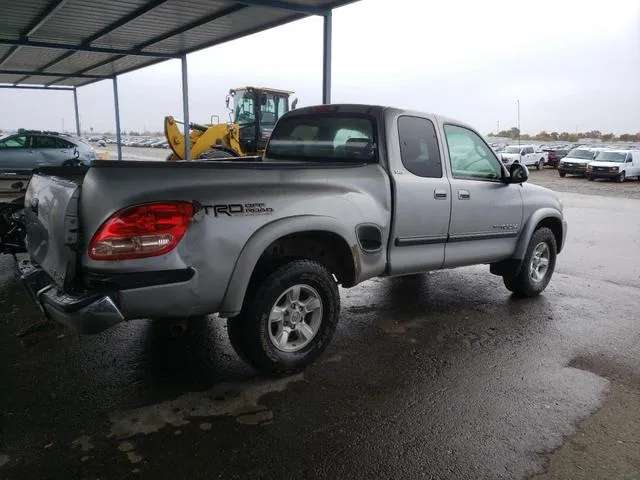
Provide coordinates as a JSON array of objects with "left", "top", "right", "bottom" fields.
[
  {"left": 503, "top": 146, "right": 522, "bottom": 153},
  {"left": 266, "top": 115, "right": 377, "bottom": 162},
  {"left": 566, "top": 148, "right": 594, "bottom": 159},
  {"left": 233, "top": 89, "right": 290, "bottom": 127},
  {"left": 233, "top": 89, "right": 256, "bottom": 126},
  {"left": 594, "top": 151, "right": 627, "bottom": 162}
]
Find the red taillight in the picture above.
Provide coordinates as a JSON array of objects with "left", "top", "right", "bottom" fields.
[{"left": 88, "top": 201, "right": 195, "bottom": 260}]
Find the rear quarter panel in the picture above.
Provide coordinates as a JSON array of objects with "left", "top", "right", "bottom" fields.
[{"left": 80, "top": 162, "right": 392, "bottom": 317}]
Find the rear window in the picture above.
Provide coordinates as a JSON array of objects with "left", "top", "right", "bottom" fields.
[{"left": 266, "top": 115, "right": 377, "bottom": 162}]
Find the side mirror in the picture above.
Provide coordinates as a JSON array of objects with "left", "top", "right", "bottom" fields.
[
  {"left": 508, "top": 162, "right": 529, "bottom": 184},
  {"left": 225, "top": 95, "right": 231, "bottom": 109},
  {"left": 291, "top": 98, "right": 298, "bottom": 110}
]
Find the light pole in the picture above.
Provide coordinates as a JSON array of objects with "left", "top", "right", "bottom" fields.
[{"left": 517, "top": 99, "right": 521, "bottom": 146}]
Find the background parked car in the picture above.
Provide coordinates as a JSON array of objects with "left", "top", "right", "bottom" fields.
[
  {"left": 557, "top": 147, "right": 597, "bottom": 177},
  {"left": 543, "top": 147, "right": 570, "bottom": 167},
  {"left": 499, "top": 144, "right": 548, "bottom": 170},
  {"left": 0, "top": 130, "right": 96, "bottom": 172},
  {"left": 587, "top": 149, "right": 640, "bottom": 182}
]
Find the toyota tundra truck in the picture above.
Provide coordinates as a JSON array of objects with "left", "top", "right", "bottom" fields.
[{"left": 4, "top": 104, "right": 567, "bottom": 374}]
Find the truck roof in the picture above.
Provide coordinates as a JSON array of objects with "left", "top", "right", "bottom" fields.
[{"left": 285, "top": 103, "right": 477, "bottom": 130}]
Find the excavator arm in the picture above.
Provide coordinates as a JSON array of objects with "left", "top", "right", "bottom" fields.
[{"left": 164, "top": 115, "right": 243, "bottom": 160}]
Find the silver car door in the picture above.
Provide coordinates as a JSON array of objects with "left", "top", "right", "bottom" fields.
[
  {"left": 0, "top": 134, "right": 37, "bottom": 171},
  {"left": 441, "top": 123, "right": 524, "bottom": 268},
  {"left": 387, "top": 114, "right": 451, "bottom": 275}
]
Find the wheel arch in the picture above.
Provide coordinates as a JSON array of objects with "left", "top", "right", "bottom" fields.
[
  {"left": 219, "top": 215, "right": 359, "bottom": 317},
  {"left": 513, "top": 209, "right": 565, "bottom": 260}
]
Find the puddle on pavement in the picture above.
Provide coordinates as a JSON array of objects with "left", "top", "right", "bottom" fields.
[{"left": 108, "top": 373, "right": 303, "bottom": 439}]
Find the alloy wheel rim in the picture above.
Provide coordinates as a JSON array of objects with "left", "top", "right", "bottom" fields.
[{"left": 268, "top": 284, "right": 323, "bottom": 352}]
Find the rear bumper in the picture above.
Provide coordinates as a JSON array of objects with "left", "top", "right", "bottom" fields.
[{"left": 18, "top": 259, "right": 124, "bottom": 334}]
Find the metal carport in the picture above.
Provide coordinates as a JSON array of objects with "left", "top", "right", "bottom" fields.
[{"left": 0, "top": 0, "right": 358, "bottom": 160}]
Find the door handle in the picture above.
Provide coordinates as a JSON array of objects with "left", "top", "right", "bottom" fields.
[
  {"left": 458, "top": 189, "right": 471, "bottom": 200},
  {"left": 434, "top": 189, "right": 448, "bottom": 200}
]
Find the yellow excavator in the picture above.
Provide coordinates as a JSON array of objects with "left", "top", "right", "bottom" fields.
[{"left": 164, "top": 86, "right": 297, "bottom": 161}]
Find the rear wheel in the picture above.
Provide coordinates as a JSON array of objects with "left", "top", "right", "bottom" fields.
[
  {"left": 559, "top": 171, "right": 566, "bottom": 177},
  {"left": 503, "top": 227, "right": 557, "bottom": 297},
  {"left": 588, "top": 176, "right": 594, "bottom": 181},
  {"left": 227, "top": 259, "right": 340, "bottom": 375}
]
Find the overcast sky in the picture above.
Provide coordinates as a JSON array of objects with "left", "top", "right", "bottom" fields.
[{"left": 1, "top": 0, "right": 639, "bottom": 136}]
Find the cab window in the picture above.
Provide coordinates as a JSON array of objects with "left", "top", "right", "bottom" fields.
[
  {"left": 397, "top": 116, "right": 442, "bottom": 178},
  {"left": 443, "top": 124, "right": 503, "bottom": 181}
]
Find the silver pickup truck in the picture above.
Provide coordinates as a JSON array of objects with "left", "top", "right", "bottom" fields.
[{"left": 8, "top": 104, "right": 567, "bottom": 374}]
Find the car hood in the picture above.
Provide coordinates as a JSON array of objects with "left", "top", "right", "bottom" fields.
[
  {"left": 520, "top": 181, "right": 563, "bottom": 213},
  {"left": 589, "top": 161, "right": 623, "bottom": 168},
  {"left": 501, "top": 153, "right": 520, "bottom": 158}
]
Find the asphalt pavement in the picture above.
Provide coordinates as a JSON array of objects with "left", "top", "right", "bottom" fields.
[{"left": 1, "top": 177, "right": 639, "bottom": 479}]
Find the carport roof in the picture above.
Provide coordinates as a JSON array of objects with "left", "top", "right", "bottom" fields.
[{"left": 0, "top": 0, "right": 356, "bottom": 88}]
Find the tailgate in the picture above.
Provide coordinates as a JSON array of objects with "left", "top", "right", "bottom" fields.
[{"left": 24, "top": 171, "right": 85, "bottom": 290}]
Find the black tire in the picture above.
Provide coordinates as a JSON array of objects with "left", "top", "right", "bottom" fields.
[
  {"left": 588, "top": 176, "right": 594, "bottom": 181},
  {"left": 503, "top": 227, "right": 557, "bottom": 298},
  {"left": 617, "top": 172, "right": 625, "bottom": 183},
  {"left": 198, "top": 149, "right": 236, "bottom": 160},
  {"left": 536, "top": 159, "right": 544, "bottom": 170},
  {"left": 559, "top": 171, "right": 566, "bottom": 177},
  {"left": 227, "top": 259, "right": 340, "bottom": 375}
]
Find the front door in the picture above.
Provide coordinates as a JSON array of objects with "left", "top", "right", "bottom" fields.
[
  {"left": 387, "top": 114, "right": 451, "bottom": 275},
  {"left": 441, "top": 123, "right": 523, "bottom": 268},
  {"left": 0, "top": 134, "right": 36, "bottom": 171}
]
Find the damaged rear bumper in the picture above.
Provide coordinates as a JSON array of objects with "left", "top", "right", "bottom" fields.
[{"left": 18, "top": 259, "right": 124, "bottom": 334}]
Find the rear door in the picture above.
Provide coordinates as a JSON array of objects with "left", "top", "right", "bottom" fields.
[
  {"left": 33, "top": 135, "right": 68, "bottom": 166},
  {"left": 441, "top": 123, "right": 523, "bottom": 268},
  {"left": 387, "top": 114, "right": 451, "bottom": 274}
]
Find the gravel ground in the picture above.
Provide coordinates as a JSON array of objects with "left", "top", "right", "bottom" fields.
[{"left": 528, "top": 166, "right": 640, "bottom": 200}]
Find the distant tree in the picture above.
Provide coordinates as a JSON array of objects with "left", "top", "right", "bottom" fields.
[
  {"left": 568, "top": 134, "right": 579, "bottom": 142},
  {"left": 619, "top": 134, "right": 633, "bottom": 142},
  {"left": 550, "top": 132, "right": 559, "bottom": 140},
  {"left": 129, "top": 131, "right": 141, "bottom": 136},
  {"left": 601, "top": 133, "right": 616, "bottom": 142},
  {"left": 559, "top": 132, "right": 570, "bottom": 141},
  {"left": 508, "top": 127, "right": 520, "bottom": 138}
]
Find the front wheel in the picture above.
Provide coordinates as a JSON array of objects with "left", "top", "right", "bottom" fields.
[
  {"left": 617, "top": 172, "right": 625, "bottom": 183},
  {"left": 537, "top": 159, "right": 544, "bottom": 170},
  {"left": 227, "top": 260, "right": 340, "bottom": 375},
  {"left": 559, "top": 171, "right": 566, "bottom": 177},
  {"left": 503, "top": 227, "right": 557, "bottom": 297}
]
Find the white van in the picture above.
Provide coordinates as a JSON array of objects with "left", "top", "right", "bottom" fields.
[{"left": 587, "top": 149, "right": 640, "bottom": 182}]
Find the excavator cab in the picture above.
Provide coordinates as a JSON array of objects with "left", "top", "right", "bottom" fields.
[
  {"left": 165, "top": 86, "right": 296, "bottom": 161},
  {"left": 227, "top": 87, "right": 296, "bottom": 154}
]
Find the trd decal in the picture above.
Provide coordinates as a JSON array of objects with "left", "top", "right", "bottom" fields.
[{"left": 201, "top": 202, "right": 274, "bottom": 217}]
